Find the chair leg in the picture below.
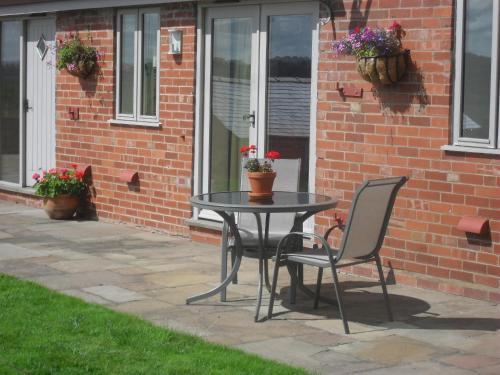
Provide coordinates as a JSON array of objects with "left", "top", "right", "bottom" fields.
[
  {"left": 313, "top": 267, "right": 323, "bottom": 309},
  {"left": 286, "top": 263, "right": 298, "bottom": 304},
  {"left": 331, "top": 265, "right": 350, "bottom": 334},
  {"left": 220, "top": 239, "right": 228, "bottom": 302},
  {"left": 267, "top": 256, "right": 281, "bottom": 320},
  {"left": 376, "top": 255, "right": 393, "bottom": 322},
  {"left": 230, "top": 246, "right": 238, "bottom": 284}
]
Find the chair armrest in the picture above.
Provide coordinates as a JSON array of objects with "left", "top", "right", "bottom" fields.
[
  {"left": 276, "top": 232, "right": 335, "bottom": 260},
  {"left": 323, "top": 213, "right": 347, "bottom": 241}
]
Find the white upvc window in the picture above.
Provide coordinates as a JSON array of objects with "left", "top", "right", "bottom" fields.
[
  {"left": 447, "top": 0, "right": 500, "bottom": 154},
  {"left": 115, "top": 8, "right": 160, "bottom": 125}
]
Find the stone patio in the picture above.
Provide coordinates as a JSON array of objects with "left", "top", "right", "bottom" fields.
[{"left": 0, "top": 200, "right": 499, "bottom": 374}]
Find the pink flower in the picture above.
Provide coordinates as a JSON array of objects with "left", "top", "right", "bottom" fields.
[
  {"left": 32, "top": 173, "right": 40, "bottom": 180},
  {"left": 59, "top": 168, "right": 68, "bottom": 174},
  {"left": 48, "top": 168, "right": 57, "bottom": 174}
]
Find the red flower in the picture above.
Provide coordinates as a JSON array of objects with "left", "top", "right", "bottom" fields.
[
  {"left": 59, "top": 175, "right": 70, "bottom": 181},
  {"left": 353, "top": 26, "right": 361, "bottom": 34},
  {"left": 71, "top": 163, "right": 78, "bottom": 169},
  {"left": 240, "top": 145, "right": 250, "bottom": 154},
  {"left": 59, "top": 168, "right": 68, "bottom": 175},
  {"left": 249, "top": 145, "right": 257, "bottom": 153},
  {"left": 266, "top": 150, "right": 281, "bottom": 160},
  {"left": 75, "top": 170, "right": 84, "bottom": 180},
  {"left": 389, "top": 21, "right": 401, "bottom": 31}
]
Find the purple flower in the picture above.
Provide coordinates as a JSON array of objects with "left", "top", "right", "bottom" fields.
[{"left": 67, "top": 63, "right": 77, "bottom": 71}]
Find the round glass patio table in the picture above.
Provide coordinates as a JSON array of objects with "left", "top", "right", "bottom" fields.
[{"left": 187, "top": 191, "right": 338, "bottom": 321}]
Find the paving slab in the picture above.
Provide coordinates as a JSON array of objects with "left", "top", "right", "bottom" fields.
[{"left": 0, "top": 200, "right": 499, "bottom": 374}]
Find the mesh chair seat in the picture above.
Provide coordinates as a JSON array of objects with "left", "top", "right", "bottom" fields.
[{"left": 285, "top": 248, "right": 339, "bottom": 268}]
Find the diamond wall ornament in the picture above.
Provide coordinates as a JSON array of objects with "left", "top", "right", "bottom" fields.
[{"left": 37, "top": 35, "right": 48, "bottom": 60}]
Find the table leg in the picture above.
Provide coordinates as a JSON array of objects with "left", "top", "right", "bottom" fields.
[
  {"left": 220, "top": 221, "right": 229, "bottom": 302},
  {"left": 263, "top": 213, "right": 272, "bottom": 292},
  {"left": 186, "top": 211, "right": 243, "bottom": 305},
  {"left": 253, "top": 213, "right": 265, "bottom": 322}
]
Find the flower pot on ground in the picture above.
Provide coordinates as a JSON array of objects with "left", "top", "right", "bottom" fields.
[
  {"left": 333, "top": 21, "right": 410, "bottom": 85},
  {"left": 43, "top": 195, "right": 80, "bottom": 220},
  {"left": 240, "top": 146, "right": 281, "bottom": 201},
  {"left": 32, "top": 165, "right": 86, "bottom": 220}
]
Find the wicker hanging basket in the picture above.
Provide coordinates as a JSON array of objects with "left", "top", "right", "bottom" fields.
[
  {"left": 356, "top": 50, "right": 410, "bottom": 85},
  {"left": 66, "top": 60, "right": 96, "bottom": 79}
]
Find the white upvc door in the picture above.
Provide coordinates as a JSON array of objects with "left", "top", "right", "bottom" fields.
[
  {"left": 199, "top": 2, "right": 318, "bottom": 224},
  {"left": 25, "top": 18, "right": 56, "bottom": 185},
  {"left": 200, "top": 6, "right": 260, "bottom": 220}
]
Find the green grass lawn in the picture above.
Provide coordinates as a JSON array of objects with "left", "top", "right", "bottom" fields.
[{"left": 0, "top": 274, "right": 309, "bottom": 374}]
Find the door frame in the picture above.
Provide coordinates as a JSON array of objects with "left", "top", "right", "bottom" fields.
[
  {"left": 0, "top": 14, "right": 55, "bottom": 188},
  {"left": 192, "top": 1, "right": 319, "bottom": 223}
]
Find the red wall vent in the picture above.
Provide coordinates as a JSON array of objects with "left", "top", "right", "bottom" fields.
[
  {"left": 119, "top": 170, "right": 139, "bottom": 183},
  {"left": 456, "top": 216, "right": 489, "bottom": 235}
]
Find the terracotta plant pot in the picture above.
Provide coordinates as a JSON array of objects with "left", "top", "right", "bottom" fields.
[
  {"left": 43, "top": 195, "right": 80, "bottom": 220},
  {"left": 247, "top": 171, "right": 276, "bottom": 201},
  {"left": 356, "top": 50, "right": 409, "bottom": 85}
]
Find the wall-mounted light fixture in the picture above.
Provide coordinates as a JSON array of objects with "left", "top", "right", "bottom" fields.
[{"left": 169, "top": 29, "right": 182, "bottom": 55}]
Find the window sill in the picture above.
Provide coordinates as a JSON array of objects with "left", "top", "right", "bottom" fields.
[
  {"left": 185, "top": 217, "right": 223, "bottom": 231},
  {"left": 108, "top": 119, "right": 161, "bottom": 128},
  {"left": 441, "top": 145, "right": 500, "bottom": 156},
  {"left": 0, "top": 183, "right": 37, "bottom": 196}
]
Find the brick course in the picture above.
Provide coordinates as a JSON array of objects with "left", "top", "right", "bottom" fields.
[
  {"left": 55, "top": 4, "right": 196, "bottom": 236},
  {"left": 316, "top": 0, "right": 499, "bottom": 301}
]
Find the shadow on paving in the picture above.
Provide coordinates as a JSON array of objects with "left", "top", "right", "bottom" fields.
[{"left": 272, "top": 281, "right": 500, "bottom": 332}]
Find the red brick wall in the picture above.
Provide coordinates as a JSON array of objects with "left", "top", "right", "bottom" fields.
[
  {"left": 55, "top": 3, "right": 196, "bottom": 236},
  {"left": 316, "top": 0, "right": 499, "bottom": 301}
]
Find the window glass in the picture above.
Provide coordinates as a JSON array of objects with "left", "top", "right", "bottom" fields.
[
  {"left": 0, "top": 21, "right": 22, "bottom": 183},
  {"left": 119, "top": 14, "right": 136, "bottom": 115},
  {"left": 267, "top": 15, "right": 312, "bottom": 192},
  {"left": 210, "top": 18, "right": 252, "bottom": 192},
  {"left": 141, "top": 12, "right": 159, "bottom": 117},
  {"left": 461, "top": 0, "right": 493, "bottom": 139}
]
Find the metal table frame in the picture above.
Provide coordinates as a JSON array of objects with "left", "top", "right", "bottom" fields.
[{"left": 186, "top": 191, "right": 338, "bottom": 321}]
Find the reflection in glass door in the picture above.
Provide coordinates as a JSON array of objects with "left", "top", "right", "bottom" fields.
[
  {"left": 203, "top": 6, "right": 259, "bottom": 193},
  {"left": 0, "top": 21, "right": 22, "bottom": 183},
  {"left": 265, "top": 14, "right": 313, "bottom": 192}
]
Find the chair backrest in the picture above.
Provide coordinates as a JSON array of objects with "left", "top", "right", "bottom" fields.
[
  {"left": 337, "top": 176, "right": 408, "bottom": 260},
  {"left": 238, "top": 159, "right": 301, "bottom": 235}
]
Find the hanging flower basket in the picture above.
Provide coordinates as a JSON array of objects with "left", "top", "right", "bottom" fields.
[
  {"left": 356, "top": 50, "right": 409, "bottom": 85},
  {"left": 55, "top": 33, "right": 100, "bottom": 79},
  {"left": 333, "top": 22, "right": 410, "bottom": 85},
  {"left": 66, "top": 60, "right": 97, "bottom": 78}
]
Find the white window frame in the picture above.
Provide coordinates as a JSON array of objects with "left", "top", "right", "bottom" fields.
[
  {"left": 115, "top": 8, "right": 160, "bottom": 125},
  {"left": 447, "top": 0, "right": 500, "bottom": 153}
]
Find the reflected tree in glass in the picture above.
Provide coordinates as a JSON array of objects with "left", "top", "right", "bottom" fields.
[
  {"left": 120, "top": 14, "right": 136, "bottom": 115},
  {"left": 142, "top": 13, "right": 159, "bottom": 117}
]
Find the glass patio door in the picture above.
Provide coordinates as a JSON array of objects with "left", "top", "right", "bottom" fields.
[
  {"left": 201, "top": 2, "right": 317, "bottom": 208},
  {"left": 202, "top": 6, "right": 260, "bottom": 195}
]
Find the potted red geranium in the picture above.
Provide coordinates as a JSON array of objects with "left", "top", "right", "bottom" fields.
[
  {"left": 33, "top": 164, "right": 86, "bottom": 219},
  {"left": 240, "top": 145, "right": 281, "bottom": 200}
]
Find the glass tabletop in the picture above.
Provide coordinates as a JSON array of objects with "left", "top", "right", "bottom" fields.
[{"left": 190, "top": 191, "right": 337, "bottom": 213}]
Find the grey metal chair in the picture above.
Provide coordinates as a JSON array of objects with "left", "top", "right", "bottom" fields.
[
  {"left": 268, "top": 176, "right": 408, "bottom": 334},
  {"left": 220, "top": 158, "right": 301, "bottom": 301}
]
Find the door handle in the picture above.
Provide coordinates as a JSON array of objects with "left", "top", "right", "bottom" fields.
[
  {"left": 24, "top": 99, "right": 33, "bottom": 112},
  {"left": 243, "top": 111, "right": 255, "bottom": 127}
]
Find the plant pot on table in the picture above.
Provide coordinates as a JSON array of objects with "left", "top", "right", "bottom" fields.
[
  {"left": 43, "top": 195, "right": 80, "bottom": 220},
  {"left": 247, "top": 171, "right": 276, "bottom": 201}
]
